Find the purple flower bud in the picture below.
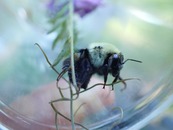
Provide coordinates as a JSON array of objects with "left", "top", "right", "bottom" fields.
[
  {"left": 46, "top": 0, "right": 102, "bottom": 17},
  {"left": 46, "top": 0, "right": 68, "bottom": 17},
  {"left": 74, "top": 0, "right": 102, "bottom": 17}
]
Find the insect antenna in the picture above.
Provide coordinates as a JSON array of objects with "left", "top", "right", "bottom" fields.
[{"left": 123, "top": 59, "right": 142, "bottom": 64}]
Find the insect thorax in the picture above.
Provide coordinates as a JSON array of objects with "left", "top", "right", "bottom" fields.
[
  {"left": 88, "top": 48, "right": 107, "bottom": 68},
  {"left": 88, "top": 43, "right": 121, "bottom": 68}
]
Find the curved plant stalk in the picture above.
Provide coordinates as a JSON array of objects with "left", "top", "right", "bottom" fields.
[
  {"left": 50, "top": 101, "right": 88, "bottom": 130},
  {"left": 36, "top": 43, "right": 141, "bottom": 129},
  {"left": 69, "top": 0, "right": 78, "bottom": 93},
  {"left": 35, "top": 43, "right": 68, "bottom": 83},
  {"left": 35, "top": 43, "right": 67, "bottom": 98},
  {"left": 68, "top": 0, "right": 79, "bottom": 129},
  {"left": 50, "top": 80, "right": 86, "bottom": 130},
  {"left": 109, "top": 107, "right": 124, "bottom": 130},
  {"left": 36, "top": 42, "right": 131, "bottom": 130},
  {"left": 35, "top": 43, "right": 87, "bottom": 129},
  {"left": 73, "top": 78, "right": 141, "bottom": 96},
  {"left": 46, "top": 0, "right": 80, "bottom": 129},
  {"left": 56, "top": 67, "right": 70, "bottom": 82},
  {"left": 74, "top": 103, "right": 86, "bottom": 117},
  {"left": 56, "top": 84, "right": 65, "bottom": 98}
]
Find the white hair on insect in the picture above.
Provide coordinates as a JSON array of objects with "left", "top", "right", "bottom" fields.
[{"left": 88, "top": 42, "right": 121, "bottom": 67}]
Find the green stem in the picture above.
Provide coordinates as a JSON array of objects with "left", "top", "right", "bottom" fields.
[
  {"left": 70, "top": 84, "right": 75, "bottom": 130},
  {"left": 69, "top": 0, "right": 76, "bottom": 129},
  {"left": 55, "top": 113, "right": 59, "bottom": 130},
  {"left": 69, "top": 1, "right": 78, "bottom": 91}
]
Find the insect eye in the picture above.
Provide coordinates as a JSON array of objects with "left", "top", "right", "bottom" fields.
[{"left": 113, "top": 54, "right": 118, "bottom": 59}]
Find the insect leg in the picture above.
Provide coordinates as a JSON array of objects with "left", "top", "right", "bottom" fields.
[
  {"left": 111, "top": 75, "right": 119, "bottom": 90},
  {"left": 102, "top": 64, "right": 109, "bottom": 89},
  {"left": 103, "top": 73, "right": 108, "bottom": 89}
]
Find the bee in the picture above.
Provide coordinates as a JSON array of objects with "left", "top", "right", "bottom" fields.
[{"left": 59, "top": 42, "right": 141, "bottom": 90}]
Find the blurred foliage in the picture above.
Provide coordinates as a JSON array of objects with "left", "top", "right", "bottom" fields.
[
  {"left": 47, "top": 0, "right": 78, "bottom": 67},
  {"left": 0, "top": 45, "right": 56, "bottom": 103}
]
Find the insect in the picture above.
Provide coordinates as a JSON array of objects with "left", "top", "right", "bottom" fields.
[{"left": 58, "top": 42, "right": 142, "bottom": 90}]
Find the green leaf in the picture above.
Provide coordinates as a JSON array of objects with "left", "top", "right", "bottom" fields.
[
  {"left": 47, "top": 15, "right": 68, "bottom": 34},
  {"left": 52, "top": 37, "right": 71, "bottom": 66},
  {"left": 52, "top": 21, "right": 67, "bottom": 50},
  {"left": 49, "top": 3, "right": 69, "bottom": 24}
]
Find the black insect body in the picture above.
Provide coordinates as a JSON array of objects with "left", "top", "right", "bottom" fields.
[
  {"left": 60, "top": 42, "right": 141, "bottom": 90},
  {"left": 63, "top": 49, "right": 94, "bottom": 90}
]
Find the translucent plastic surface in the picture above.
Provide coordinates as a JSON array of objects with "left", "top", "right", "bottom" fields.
[{"left": 1, "top": 0, "right": 173, "bottom": 130}]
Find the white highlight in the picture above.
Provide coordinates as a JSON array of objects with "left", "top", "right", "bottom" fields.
[{"left": 129, "top": 8, "right": 164, "bottom": 26}]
